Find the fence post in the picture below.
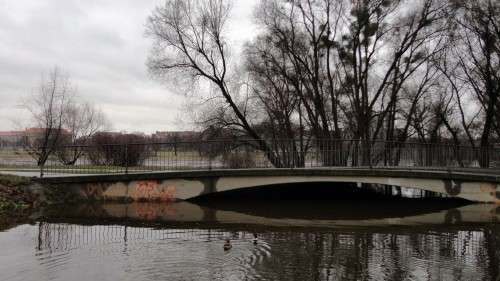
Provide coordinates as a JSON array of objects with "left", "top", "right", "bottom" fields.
[
  {"left": 124, "top": 143, "right": 129, "bottom": 174},
  {"left": 39, "top": 146, "right": 45, "bottom": 178},
  {"left": 353, "top": 140, "right": 358, "bottom": 167},
  {"left": 208, "top": 141, "right": 212, "bottom": 170}
]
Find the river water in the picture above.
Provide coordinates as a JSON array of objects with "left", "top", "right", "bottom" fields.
[{"left": 0, "top": 199, "right": 499, "bottom": 281}]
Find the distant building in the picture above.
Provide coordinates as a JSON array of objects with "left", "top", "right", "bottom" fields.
[
  {"left": 0, "top": 131, "right": 26, "bottom": 148},
  {"left": 25, "top": 128, "right": 71, "bottom": 143},
  {"left": 94, "top": 131, "right": 122, "bottom": 137},
  {"left": 0, "top": 128, "right": 71, "bottom": 148}
]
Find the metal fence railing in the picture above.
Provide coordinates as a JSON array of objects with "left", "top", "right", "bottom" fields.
[{"left": 0, "top": 139, "right": 499, "bottom": 176}]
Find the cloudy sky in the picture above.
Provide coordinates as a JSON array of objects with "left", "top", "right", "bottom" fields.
[{"left": 0, "top": 0, "right": 258, "bottom": 133}]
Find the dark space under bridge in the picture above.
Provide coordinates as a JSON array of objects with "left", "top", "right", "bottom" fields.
[{"left": 1, "top": 139, "right": 499, "bottom": 203}]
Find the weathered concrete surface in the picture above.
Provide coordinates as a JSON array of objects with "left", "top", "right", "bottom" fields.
[{"left": 36, "top": 168, "right": 500, "bottom": 203}]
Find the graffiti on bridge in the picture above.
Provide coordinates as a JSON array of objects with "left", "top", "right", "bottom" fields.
[{"left": 131, "top": 180, "right": 177, "bottom": 202}]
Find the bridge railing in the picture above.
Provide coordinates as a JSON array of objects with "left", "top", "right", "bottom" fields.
[{"left": 0, "top": 139, "right": 498, "bottom": 176}]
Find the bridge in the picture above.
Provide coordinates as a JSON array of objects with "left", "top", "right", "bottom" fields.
[
  {"left": 37, "top": 167, "right": 500, "bottom": 203},
  {"left": 1, "top": 139, "right": 499, "bottom": 203}
]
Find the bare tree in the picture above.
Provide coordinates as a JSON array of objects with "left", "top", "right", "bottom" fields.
[
  {"left": 245, "top": 0, "right": 448, "bottom": 165},
  {"left": 146, "top": 0, "right": 498, "bottom": 168},
  {"left": 441, "top": 0, "right": 500, "bottom": 166},
  {"left": 56, "top": 101, "right": 110, "bottom": 165},
  {"left": 245, "top": 34, "right": 311, "bottom": 167},
  {"left": 22, "top": 67, "right": 73, "bottom": 170},
  {"left": 146, "top": 0, "right": 285, "bottom": 166}
]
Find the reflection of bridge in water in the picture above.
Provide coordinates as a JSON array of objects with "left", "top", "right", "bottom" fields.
[
  {"left": 37, "top": 222, "right": 237, "bottom": 252},
  {"left": 40, "top": 201, "right": 500, "bottom": 229},
  {"left": 37, "top": 202, "right": 500, "bottom": 253}
]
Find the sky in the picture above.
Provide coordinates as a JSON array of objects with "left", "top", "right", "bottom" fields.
[{"left": 0, "top": 0, "right": 258, "bottom": 133}]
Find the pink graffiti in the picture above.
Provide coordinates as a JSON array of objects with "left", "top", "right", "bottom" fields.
[
  {"left": 134, "top": 203, "right": 178, "bottom": 220},
  {"left": 132, "top": 180, "right": 177, "bottom": 202}
]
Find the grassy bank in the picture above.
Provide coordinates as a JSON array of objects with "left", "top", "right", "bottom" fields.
[{"left": 0, "top": 174, "right": 35, "bottom": 230}]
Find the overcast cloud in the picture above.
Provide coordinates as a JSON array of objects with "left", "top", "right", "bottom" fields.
[{"left": 0, "top": 0, "right": 258, "bottom": 133}]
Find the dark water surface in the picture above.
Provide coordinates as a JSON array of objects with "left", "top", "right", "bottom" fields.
[{"left": 1, "top": 199, "right": 499, "bottom": 281}]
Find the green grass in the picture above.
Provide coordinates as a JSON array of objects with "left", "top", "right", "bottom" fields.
[{"left": 0, "top": 198, "right": 29, "bottom": 214}]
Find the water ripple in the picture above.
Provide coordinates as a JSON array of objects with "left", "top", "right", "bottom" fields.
[{"left": 0, "top": 223, "right": 499, "bottom": 281}]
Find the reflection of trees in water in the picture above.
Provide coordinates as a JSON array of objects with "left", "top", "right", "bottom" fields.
[
  {"left": 37, "top": 222, "right": 500, "bottom": 281},
  {"left": 249, "top": 230, "right": 499, "bottom": 281},
  {"left": 484, "top": 226, "right": 500, "bottom": 280}
]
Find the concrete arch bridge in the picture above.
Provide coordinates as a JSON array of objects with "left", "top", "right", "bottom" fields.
[{"left": 39, "top": 168, "right": 500, "bottom": 203}]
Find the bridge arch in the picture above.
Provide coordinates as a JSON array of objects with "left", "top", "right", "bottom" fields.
[
  {"left": 193, "top": 174, "right": 497, "bottom": 202},
  {"left": 196, "top": 176, "right": 454, "bottom": 199}
]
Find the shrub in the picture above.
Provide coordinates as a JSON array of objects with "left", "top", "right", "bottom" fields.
[
  {"left": 222, "top": 150, "right": 256, "bottom": 168},
  {"left": 87, "top": 133, "right": 150, "bottom": 167}
]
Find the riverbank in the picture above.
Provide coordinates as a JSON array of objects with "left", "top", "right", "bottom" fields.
[{"left": 0, "top": 174, "right": 36, "bottom": 230}]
